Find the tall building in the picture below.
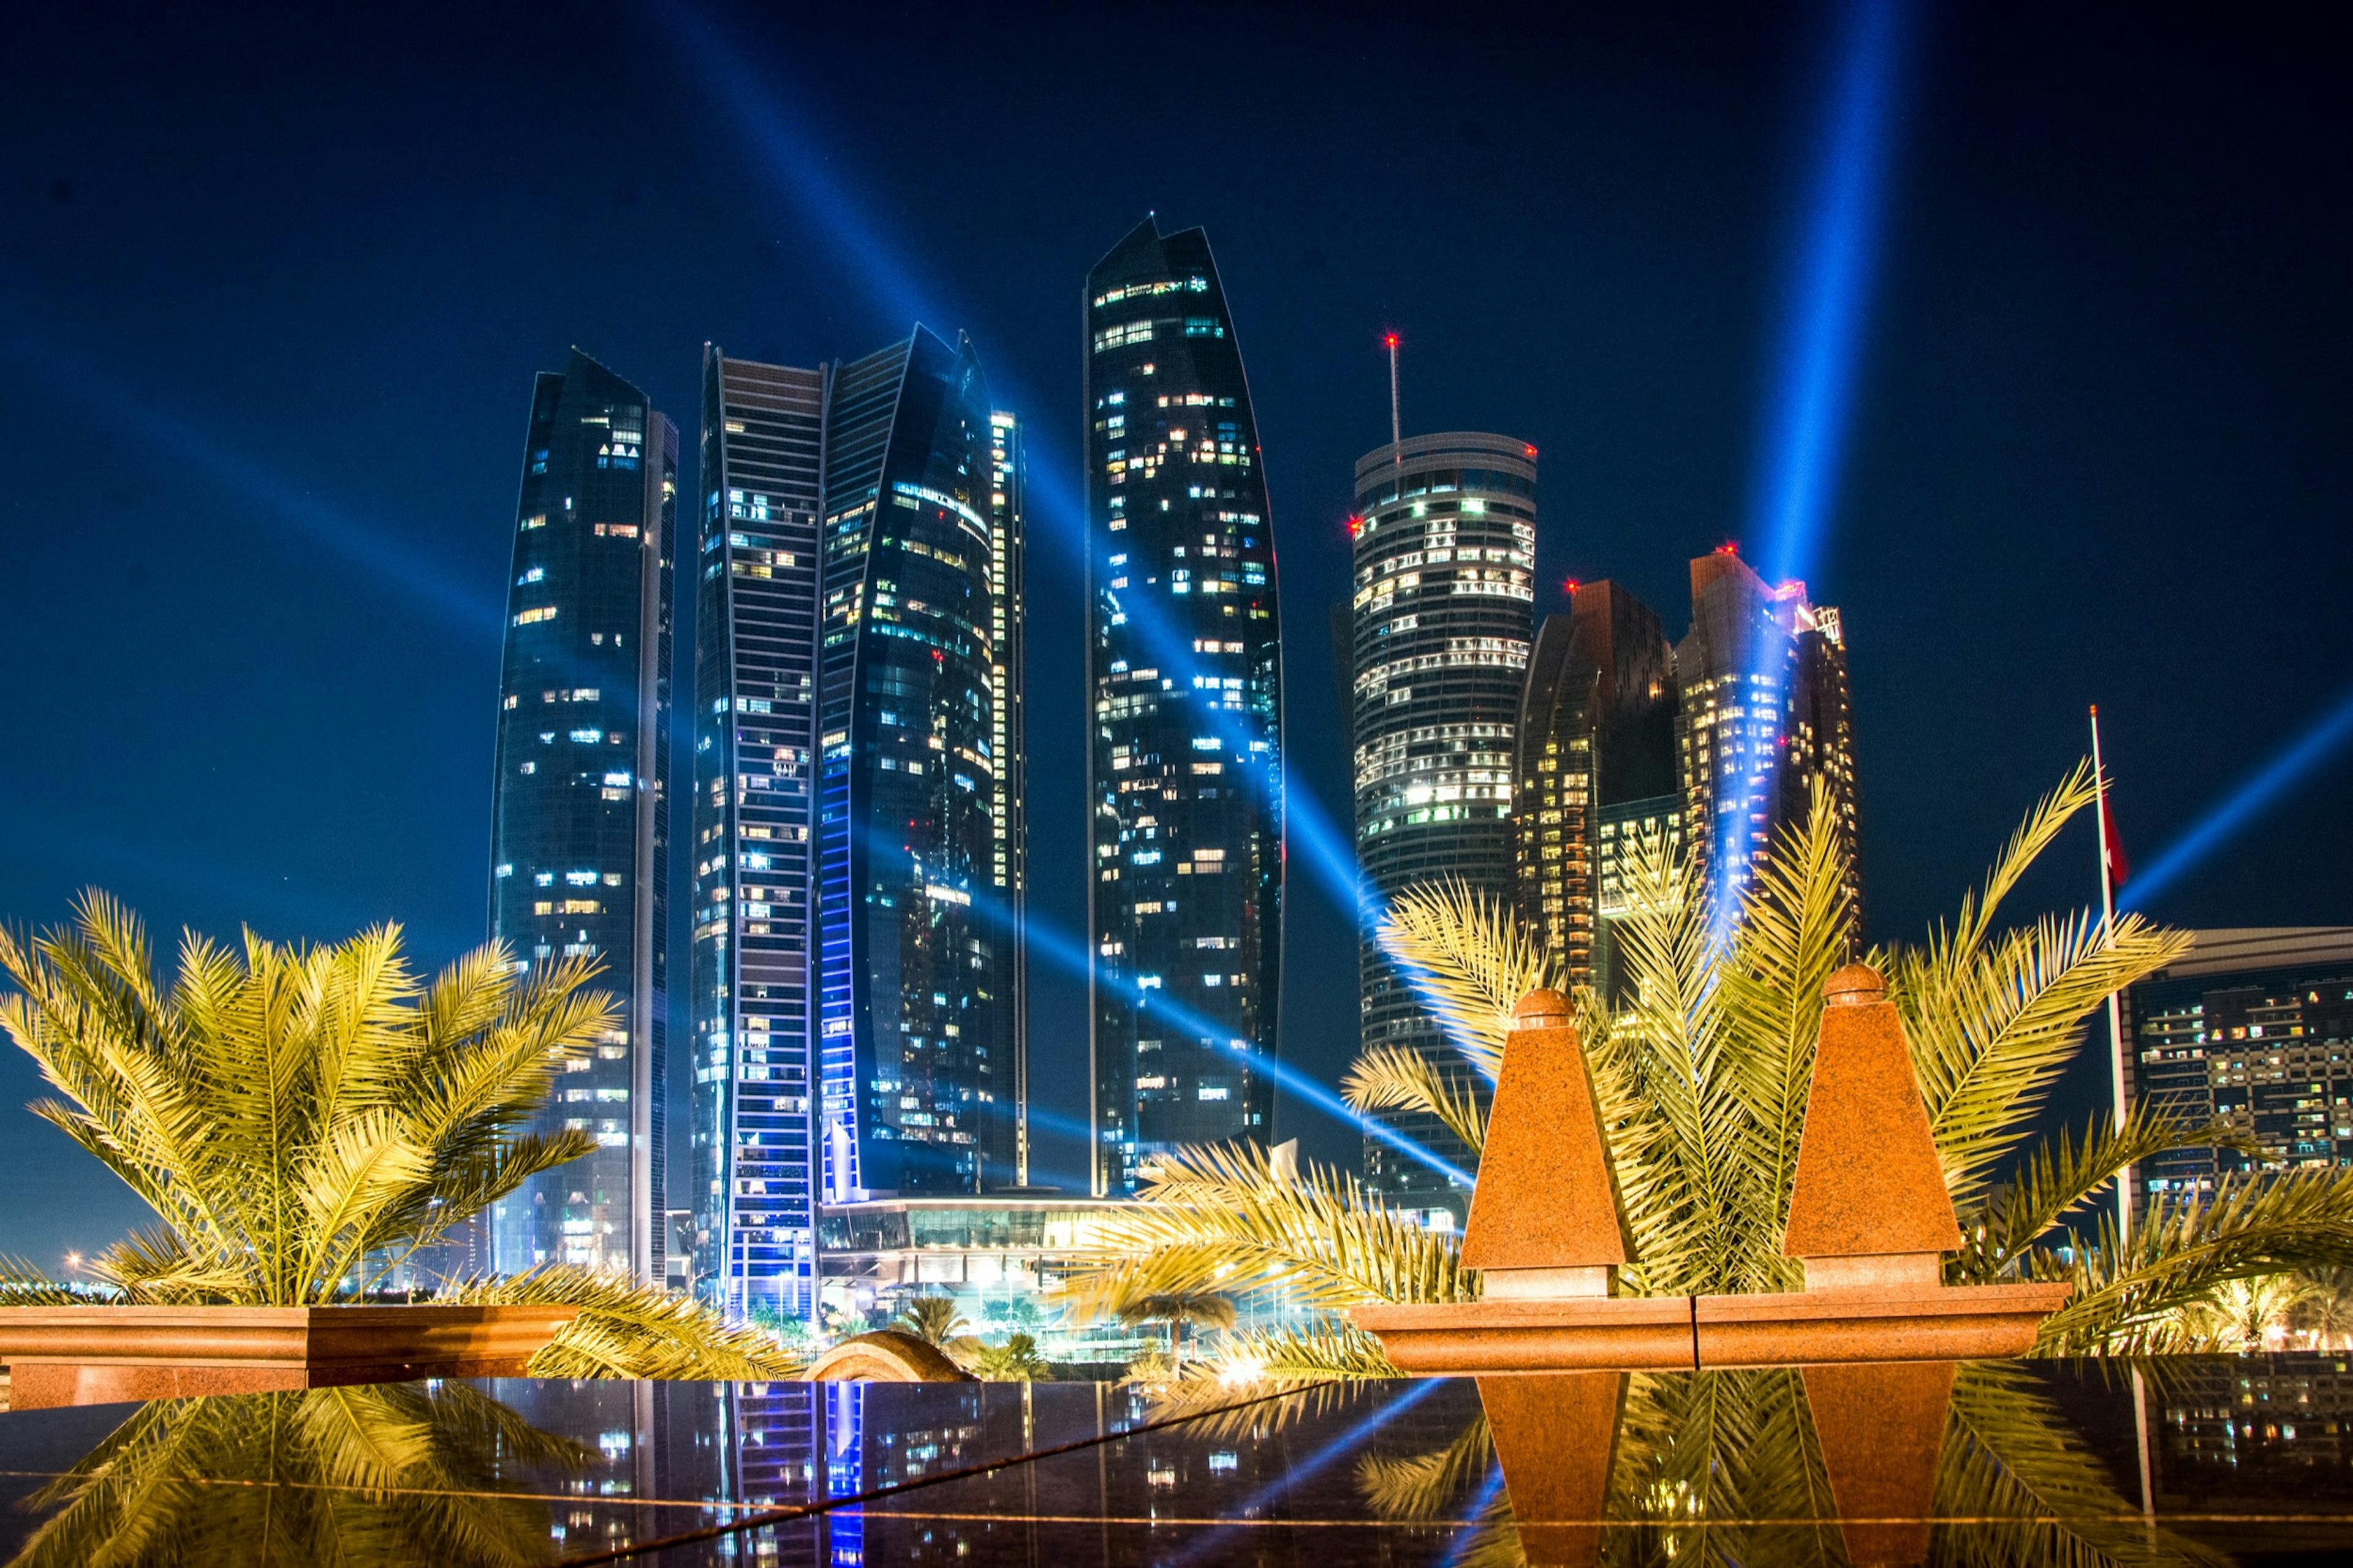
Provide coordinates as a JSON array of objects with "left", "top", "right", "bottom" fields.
[
  {"left": 1672, "top": 547, "right": 1859, "bottom": 933},
  {"left": 1512, "top": 580, "right": 1676, "bottom": 998},
  {"left": 987, "top": 412, "right": 1030, "bottom": 1187},
  {"left": 1084, "top": 218, "right": 1284, "bottom": 1197},
  {"left": 1349, "top": 433, "right": 1536, "bottom": 1218},
  {"left": 691, "top": 350, "right": 827, "bottom": 1317},
  {"left": 2128, "top": 927, "right": 2353, "bottom": 1203},
  {"left": 487, "top": 348, "right": 675, "bottom": 1285},
  {"left": 692, "top": 329, "right": 1019, "bottom": 1316}
]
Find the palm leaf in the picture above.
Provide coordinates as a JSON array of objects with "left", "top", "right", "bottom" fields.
[{"left": 1341, "top": 1041, "right": 1488, "bottom": 1155}]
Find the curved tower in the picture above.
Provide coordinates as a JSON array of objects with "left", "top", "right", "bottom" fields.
[
  {"left": 1084, "top": 219, "right": 1283, "bottom": 1196},
  {"left": 487, "top": 347, "right": 675, "bottom": 1284},
  {"left": 814, "top": 328, "right": 1005, "bottom": 1200},
  {"left": 1348, "top": 433, "right": 1534, "bottom": 1219},
  {"left": 692, "top": 328, "right": 1015, "bottom": 1317}
]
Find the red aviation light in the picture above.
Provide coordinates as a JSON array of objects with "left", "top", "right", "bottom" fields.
[
  {"left": 1384, "top": 333, "right": 1398, "bottom": 349},
  {"left": 1716, "top": 540, "right": 1739, "bottom": 556},
  {"left": 1346, "top": 514, "right": 1365, "bottom": 539},
  {"left": 1523, "top": 444, "right": 1537, "bottom": 457},
  {"left": 1562, "top": 578, "right": 1580, "bottom": 594}
]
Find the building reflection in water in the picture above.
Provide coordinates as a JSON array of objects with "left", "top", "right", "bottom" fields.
[{"left": 10, "top": 1361, "right": 2353, "bottom": 1564}]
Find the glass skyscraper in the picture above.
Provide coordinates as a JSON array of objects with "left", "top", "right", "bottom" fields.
[
  {"left": 1673, "top": 546, "right": 1860, "bottom": 931},
  {"left": 693, "top": 329, "right": 1021, "bottom": 1315},
  {"left": 487, "top": 348, "right": 675, "bottom": 1286},
  {"left": 1084, "top": 219, "right": 1283, "bottom": 1197},
  {"left": 986, "top": 412, "right": 1030, "bottom": 1187},
  {"left": 1348, "top": 433, "right": 1536, "bottom": 1220},
  {"left": 1512, "top": 580, "right": 1676, "bottom": 998}
]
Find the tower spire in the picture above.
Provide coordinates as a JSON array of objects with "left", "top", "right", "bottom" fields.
[{"left": 1385, "top": 333, "right": 1402, "bottom": 466}]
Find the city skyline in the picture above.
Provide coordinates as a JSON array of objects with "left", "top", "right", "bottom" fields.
[{"left": 5, "top": 4, "right": 2349, "bottom": 1265}]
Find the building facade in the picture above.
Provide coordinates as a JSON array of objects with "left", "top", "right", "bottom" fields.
[
  {"left": 1349, "top": 433, "right": 1536, "bottom": 1217},
  {"left": 691, "top": 349, "right": 828, "bottom": 1316},
  {"left": 487, "top": 347, "right": 675, "bottom": 1285},
  {"left": 691, "top": 329, "right": 1021, "bottom": 1316},
  {"left": 986, "top": 412, "right": 1030, "bottom": 1186},
  {"left": 2129, "top": 927, "right": 2353, "bottom": 1203},
  {"left": 1672, "top": 547, "right": 1859, "bottom": 934},
  {"left": 1084, "top": 218, "right": 1284, "bottom": 1196},
  {"left": 1511, "top": 580, "right": 1675, "bottom": 998}
]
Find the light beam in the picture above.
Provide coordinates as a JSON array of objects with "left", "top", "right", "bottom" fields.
[{"left": 2123, "top": 681, "right": 2353, "bottom": 911}]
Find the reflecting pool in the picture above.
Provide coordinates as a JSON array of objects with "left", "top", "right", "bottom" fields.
[{"left": 1, "top": 1357, "right": 2349, "bottom": 1564}]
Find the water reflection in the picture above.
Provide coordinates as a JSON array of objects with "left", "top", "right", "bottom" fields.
[
  {"left": 1366, "top": 1361, "right": 2210, "bottom": 1568},
  {"left": 2, "top": 1365, "right": 2345, "bottom": 1564},
  {"left": 7, "top": 1381, "right": 597, "bottom": 1567}
]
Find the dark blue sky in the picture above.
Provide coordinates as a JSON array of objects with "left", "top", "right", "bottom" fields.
[{"left": 2, "top": 2, "right": 2347, "bottom": 1264}]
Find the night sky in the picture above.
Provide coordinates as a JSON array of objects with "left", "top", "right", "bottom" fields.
[{"left": 3, "top": 2, "right": 2348, "bottom": 1267}]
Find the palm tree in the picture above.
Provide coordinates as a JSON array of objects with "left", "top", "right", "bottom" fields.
[
  {"left": 0, "top": 892, "right": 794, "bottom": 1381},
  {"left": 2173, "top": 1272, "right": 2313, "bottom": 1354},
  {"left": 1063, "top": 766, "right": 2353, "bottom": 1375},
  {"left": 2290, "top": 1266, "right": 2353, "bottom": 1349},
  {"left": 1113, "top": 1289, "right": 1237, "bottom": 1368},
  {"left": 9, "top": 1381, "right": 596, "bottom": 1567},
  {"left": 892, "top": 1293, "right": 971, "bottom": 1347}
]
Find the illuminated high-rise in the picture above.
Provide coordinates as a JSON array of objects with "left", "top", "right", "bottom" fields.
[
  {"left": 1349, "top": 433, "right": 1535, "bottom": 1218},
  {"left": 1673, "top": 547, "right": 1860, "bottom": 931},
  {"left": 692, "top": 329, "right": 1018, "bottom": 1316},
  {"left": 487, "top": 348, "right": 675, "bottom": 1286},
  {"left": 1512, "top": 581, "right": 1676, "bottom": 998},
  {"left": 986, "top": 412, "right": 1030, "bottom": 1186},
  {"left": 1084, "top": 218, "right": 1283, "bottom": 1197}
]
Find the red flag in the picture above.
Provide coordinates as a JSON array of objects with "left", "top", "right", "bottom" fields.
[{"left": 2101, "top": 782, "right": 2130, "bottom": 888}]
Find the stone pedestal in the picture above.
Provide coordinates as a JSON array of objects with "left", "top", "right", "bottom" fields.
[{"left": 1352, "top": 969, "right": 2071, "bottom": 1374}]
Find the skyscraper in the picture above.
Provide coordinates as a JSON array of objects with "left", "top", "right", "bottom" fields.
[
  {"left": 691, "top": 350, "right": 827, "bottom": 1317},
  {"left": 487, "top": 348, "right": 675, "bottom": 1286},
  {"left": 1084, "top": 219, "right": 1283, "bottom": 1197},
  {"left": 813, "top": 331, "right": 1006, "bottom": 1203},
  {"left": 1673, "top": 547, "right": 1860, "bottom": 932},
  {"left": 987, "top": 412, "right": 1030, "bottom": 1187},
  {"left": 1349, "top": 433, "right": 1536, "bottom": 1219},
  {"left": 1512, "top": 580, "right": 1676, "bottom": 998},
  {"left": 693, "top": 329, "right": 1018, "bottom": 1315}
]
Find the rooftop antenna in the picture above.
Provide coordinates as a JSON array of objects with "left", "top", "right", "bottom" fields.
[{"left": 1385, "top": 333, "right": 1402, "bottom": 467}]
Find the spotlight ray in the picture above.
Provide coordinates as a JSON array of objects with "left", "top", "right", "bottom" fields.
[
  {"left": 0, "top": 316, "right": 502, "bottom": 637},
  {"left": 849, "top": 817, "right": 1473, "bottom": 1189},
  {"left": 1751, "top": 0, "right": 1913, "bottom": 586},
  {"left": 2123, "top": 681, "right": 2353, "bottom": 911},
  {"left": 1174, "top": 1380, "right": 1443, "bottom": 1567}
]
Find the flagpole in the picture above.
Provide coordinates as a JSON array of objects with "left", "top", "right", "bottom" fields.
[{"left": 2091, "top": 705, "right": 2132, "bottom": 1248}]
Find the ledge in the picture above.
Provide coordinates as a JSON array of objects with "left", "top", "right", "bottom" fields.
[
  {"left": 0, "top": 1304, "right": 580, "bottom": 1409},
  {"left": 1694, "top": 1282, "right": 2072, "bottom": 1366},
  {"left": 1351, "top": 1297, "right": 1696, "bottom": 1374},
  {"left": 1353, "top": 1282, "right": 2072, "bottom": 1375}
]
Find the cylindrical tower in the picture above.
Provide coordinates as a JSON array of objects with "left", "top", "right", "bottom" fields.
[{"left": 1348, "top": 433, "right": 1536, "bottom": 1221}]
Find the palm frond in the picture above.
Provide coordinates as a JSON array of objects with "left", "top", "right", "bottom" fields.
[
  {"left": 1377, "top": 878, "right": 1558, "bottom": 1078},
  {"left": 1056, "top": 1141, "right": 1474, "bottom": 1318},
  {"left": 1953, "top": 1109, "right": 2253, "bottom": 1285},
  {"left": 1357, "top": 1415, "right": 1493, "bottom": 1520},
  {"left": 1341, "top": 1041, "right": 1488, "bottom": 1155},
  {"left": 444, "top": 1265, "right": 803, "bottom": 1380},
  {"left": 2034, "top": 1164, "right": 2353, "bottom": 1355}
]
